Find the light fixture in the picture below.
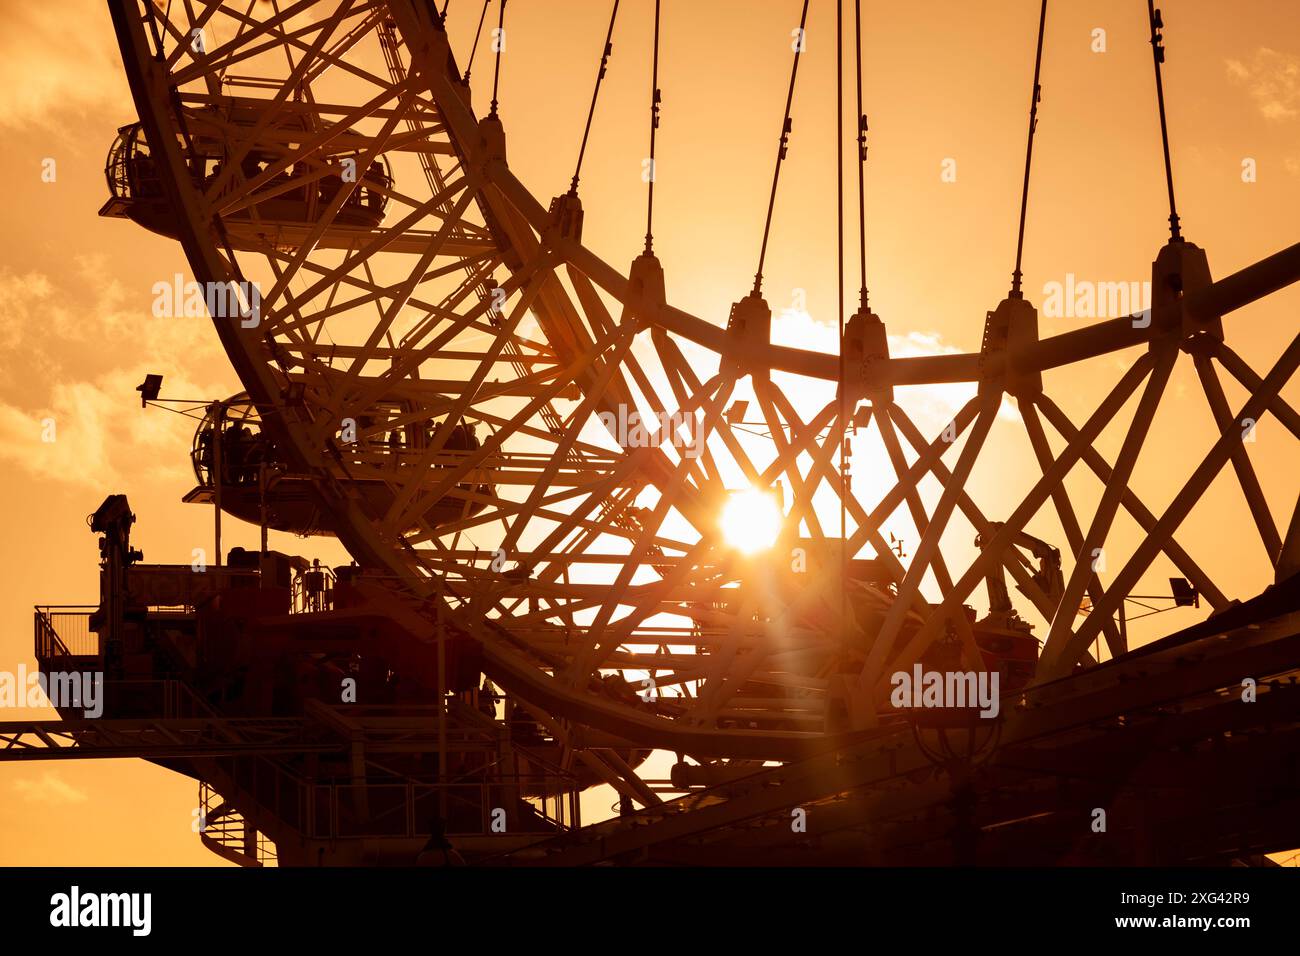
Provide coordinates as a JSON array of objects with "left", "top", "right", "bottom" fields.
[{"left": 136, "top": 373, "right": 163, "bottom": 407}]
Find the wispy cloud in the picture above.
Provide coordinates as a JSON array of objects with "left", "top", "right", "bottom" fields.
[
  {"left": 12, "top": 771, "right": 89, "bottom": 805},
  {"left": 770, "top": 307, "right": 1021, "bottom": 428},
  {"left": 0, "top": 0, "right": 127, "bottom": 134},
  {"left": 0, "top": 263, "right": 223, "bottom": 489},
  {"left": 1225, "top": 48, "right": 1300, "bottom": 122}
]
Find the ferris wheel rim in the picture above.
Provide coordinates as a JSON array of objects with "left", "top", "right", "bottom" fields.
[
  {"left": 105, "top": 0, "right": 860, "bottom": 758},
  {"left": 103, "top": 0, "right": 1300, "bottom": 759}
]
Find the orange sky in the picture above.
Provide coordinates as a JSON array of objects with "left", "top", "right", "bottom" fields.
[{"left": 0, "top": 0, "right": 1296, "bottom": 865}]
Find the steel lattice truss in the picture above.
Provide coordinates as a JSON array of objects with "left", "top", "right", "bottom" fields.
[{"left": 105, "top": 0, "right": 1300, "bottom": 791}]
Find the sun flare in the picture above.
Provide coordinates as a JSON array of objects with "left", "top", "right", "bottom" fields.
[{"left": 720, "top": 487, "right": 783, "bottom": 554}]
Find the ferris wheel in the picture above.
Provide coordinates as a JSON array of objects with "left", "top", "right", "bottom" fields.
[{"left": 103, "top": 0, "right": 1300, "bottom": 782}]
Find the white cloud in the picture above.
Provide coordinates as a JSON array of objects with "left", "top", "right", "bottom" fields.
[
  {"left": 0, "top": 370, "right": 201, "bottom": 489},
  {"left": 0, "top": 265, "right": 224, "bottom": 489},
  {"left": 12, "top": 771, "right": 88, "bottom": 805},
  {"left": 0, "top": 1, "right": 128, "bottom": 134},
  {"left": 770, "top": 307, "right": 1020, "bottom": 430},
  {"left": 1225, "top": 48, "right": 1300, "bottom": 122}
]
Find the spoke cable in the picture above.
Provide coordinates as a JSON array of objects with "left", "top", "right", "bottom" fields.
[
  {"left": 643, "top": 0, "right": 662, "bottom": 254},
  {"left": 853, "top": 0, "right": 869, "bottom": 308},
  {"left": 836, "top": 0, "right": 848, "bottom": 648},
  {"left": 462, "top": 0, "right": 491, "bottom": 85},
  {"left": 1010, "top": 0, "right": 1048, "bottom": 299},
  {"left": 1147, "top": 0, "right": 1182, "bottom": 241},
  {"left": 489, "top": 0, "right": 507, "bottom": 118},
  {"left": 752, "top": 0, "right": 812, "bottom": 295},
  {"left": 570, "top": 0, "right": 621, "bottom": 196}
]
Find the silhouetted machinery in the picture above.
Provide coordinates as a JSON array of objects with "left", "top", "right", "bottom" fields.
[
  {"left": 681, "top": 540, "right": 1045, "bottom": 744},
  {"left": 184, "top": 393, "right": 492, "bottom": 536},
  {"left": 765, "top": 540, "right": 1042, "bottom": 698},
  {"left": 33, "top": 495, "right": 611, "bottom": 864},
  {"left": 34, "top": 0, "right": 1293, "bottom": 869}
]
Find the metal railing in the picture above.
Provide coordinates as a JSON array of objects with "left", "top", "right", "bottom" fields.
[
  {"left": 33, "top": 606, "right": 98, "bottom": 660},
  {"left": 292, "top": 565, "right": 335, "bottom": 614},
  {"left": 105, "top": 679, "right": 221, "bottom": 721},
  {"left": 199, "top": 780, "right": 277, "bottom": 867},
  {"left": 126, "top": 565, "right": 259, "bottom": 613},
  {"left": 207, "top": 744, "right": 581, "bottom": 846},
  {"left": 318, "top": 780, "right": 580, "bottom": 839}
]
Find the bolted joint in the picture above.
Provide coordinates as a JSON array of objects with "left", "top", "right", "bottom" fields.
[
  {"left": 723, "top": 292, "right": 772, "bottom": 381},
  {"left": 1150, "top": 239, "right": 1222, "bottom": 347},
  {"left": 547, "top": 191, "right": 584, "bottom": 243},
  {"left": 626, "top": 251, "right": 666, "bottom": 319},
  {"left": 979, "top": 295, "right": 1042, "bottom": 399},
  {"left": 476, "top": 114, "right": 507, "bottom": 165},
  {"left": 841, "top": 306, "right": 891, "bottom": 405}
]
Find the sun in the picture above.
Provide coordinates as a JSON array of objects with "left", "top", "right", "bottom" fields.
[{"left": 720, "top": 487, "right": 783, "bottom": 554}]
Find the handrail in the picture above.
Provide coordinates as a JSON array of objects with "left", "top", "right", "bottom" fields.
[{"left": 33, "top": 607, "right": 98, "bottom": 659}]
